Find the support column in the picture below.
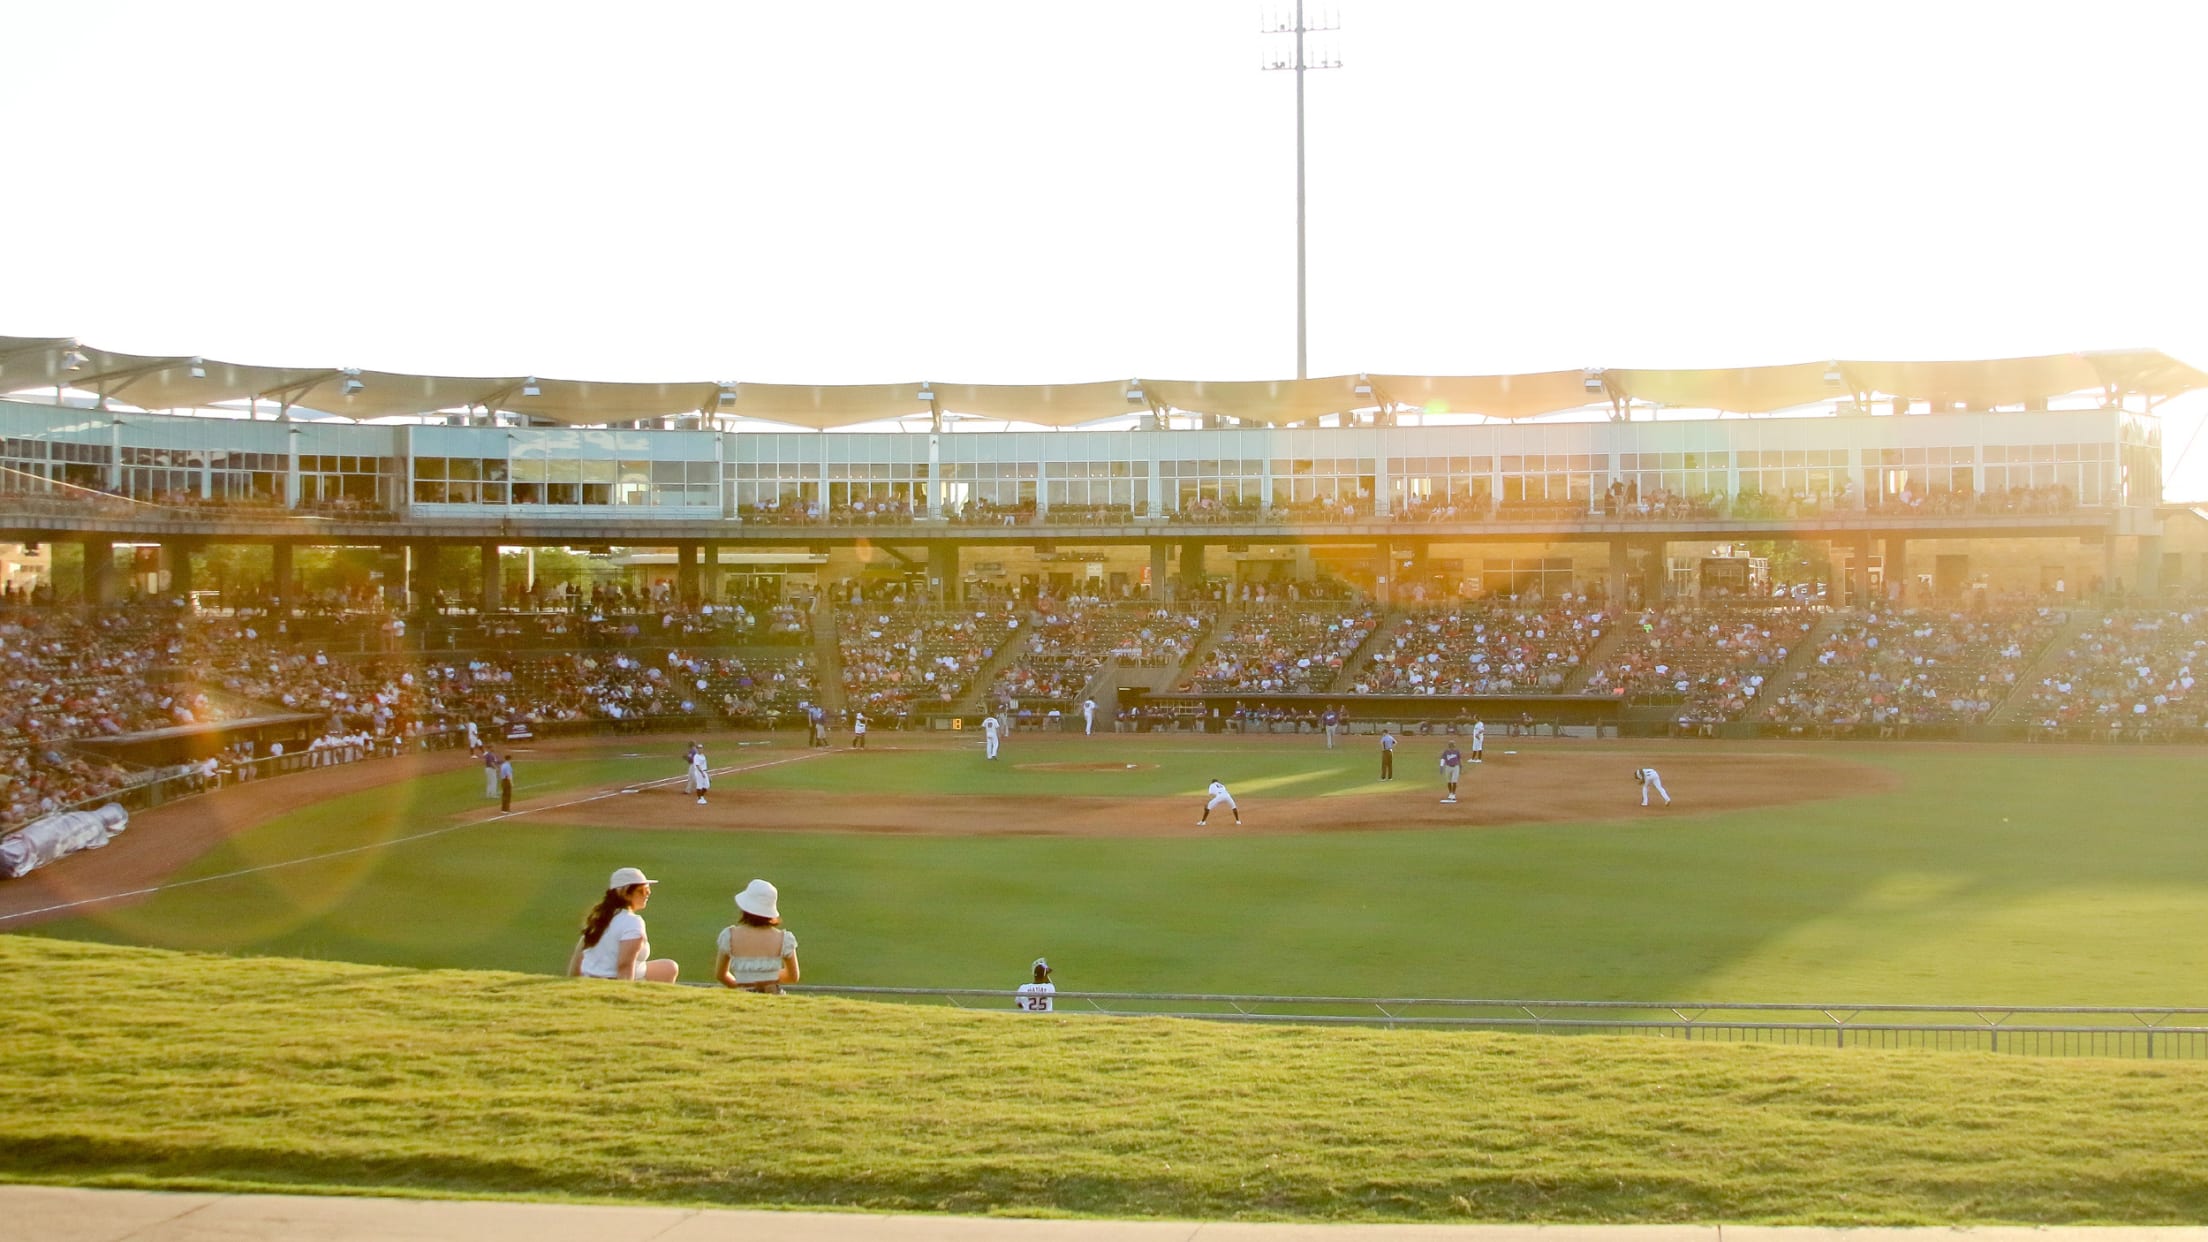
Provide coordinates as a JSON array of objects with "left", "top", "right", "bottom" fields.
[
  {"left": 81, "top": 540, "right": 111, "bottom": 605},
  {"left": 383, "top": 544, "right": 409, "bottom": 611},
  {"left": 270, "top": 543, "right": 294, "bottom": 613},
  {"left": 1643, "top": 538, "right": 1668, "bottom": 605},
  {"left": 676, "top": 541, "right": 701, "bottom": 604},
  {"left": 701, "top": 541, "right": 722, "bottom": 603},
  {"left": 928, "top": 543, "right": 960, "bottom": 606},
  {"left": 480, "top": 543, "right": 503, "bottom": 613},
  {"left": 1179, "top": 540, "right": 1206, "bottom": 590},
  {"left": 1607, "top": 538, "right": 1630, "bottom": 608},
  {"left": 1848, "top": 535, "right": 1874, "bottom": 608},
  {"left": 164, "top": 541, "right": 195, "bottom": 598},
  {"left": 412, "top": 544, "right": 441, "bottom": 611},
  {"left": 2137, "top": 533, "right": 2164, "bottom": 598},
  {"left": 1150, "top": 543, "right": 1170, "bottom": 601},
  {"left": 1885, "top": 537, "right": 1909, "bottom": 603},
  {"left": 1372, "top": 542, "right": 1393, "bottom": 607}
]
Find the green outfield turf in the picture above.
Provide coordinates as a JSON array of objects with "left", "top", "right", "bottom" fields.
[{"left": 22, "top": 736, "right": 2208, "bottom": 1004}]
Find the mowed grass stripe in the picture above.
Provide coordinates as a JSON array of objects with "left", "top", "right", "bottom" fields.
[
  {"left": 24, "top": 741, "right": 2208, "bottom": 1004},
  {"left": 3, "top": 936, "right": 2207, "bottom": 1223}
]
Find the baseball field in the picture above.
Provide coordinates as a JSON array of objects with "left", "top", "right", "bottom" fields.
[{"left": 8, "top": 730, "right": 2208, "bottom": 1004}]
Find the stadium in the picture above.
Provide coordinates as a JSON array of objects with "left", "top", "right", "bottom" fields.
[
  {"left": 6, "top": 336, "right": 2208, "bottom": 1225},
  {"left": 10, "top": 1, "right": 2208, "bottom": 1230}
]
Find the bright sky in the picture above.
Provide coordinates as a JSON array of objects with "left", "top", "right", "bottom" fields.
[{"left": 9, "top": 1, "right": 2208, "bottom": 494}]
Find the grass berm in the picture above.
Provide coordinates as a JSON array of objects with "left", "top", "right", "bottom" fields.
[{"left": 4, "top": 935, "right": 2208, "bottom": 1224}]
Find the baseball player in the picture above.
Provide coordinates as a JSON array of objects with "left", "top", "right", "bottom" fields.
[
  {"left": 1470, "top": 716, "right": 1485, "bottom": 763},
  {"left": 1016, "top": 958, "right": 1056, "bottom": 1012},
  {"left": 1322, "top": 706, "right": 1340, "bottom": 749},
  {"left": 851, "top": 711, "right": 868, "bottom": 749},
  {"left": 483, "top": 749, "right": 500, "bottom": 799},
  {"left": 1438, "top": 742, "right": 1462, "bottom": 804},
  {"left": 463, "top": 720, "right": 481, "bottom": 756},
  {"left": 497, "top": 753, "right": 515, "bottom": 813},
  {"left": 1198, "top": 778, "right": 1241, "bottom": 826},
  {"left": 1379, "top": 729, "right": 1396, "bottom": 780},
  {"left": 1082, "top": 697, "right": 1097, "bottom": 736},
  {"left": 1634, "top": 766, "right": 1671, "bottom": 807},
  {"left": 982, "top": 712, "right": 1001, "bottom": 760},
  {"left": 689, "top": 744, "right": 711, "bottom": 805}
]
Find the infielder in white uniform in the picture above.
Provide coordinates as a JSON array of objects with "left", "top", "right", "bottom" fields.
[
  {"left": 1198, "top": 778, "right": 1241, "bottom": 826},
  {"left": 1633, "top": 766, "right": 1670, "bottom": 807},
  {"left": 1016, "top": 958, "right": 1056, "bottom": 1012},
  {"left": 1082, "top": 698, "right": 1096, "bottom": 736},
  {"left": 464, "top": 720, "right": 480, "bottom": 756},
  {"left": 851, "top": 711, "right": 868, "bottom": 749},
  {"left": 690, "top": 745, "right": 711, "bottom": 805},
  {"left": 1470, "top": 717, "right": 1485, "bottom": 762},
  {"left": 982, "top": 713, "right": 1001, "bottom": 759}
]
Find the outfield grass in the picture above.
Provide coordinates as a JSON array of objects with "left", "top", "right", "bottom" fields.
[
  {"left": 3, "top": 935, "right": 2206, "bottom": 1223},
  {"left": 25, "top": 737, "right": 2208, "bottom": 1005}
]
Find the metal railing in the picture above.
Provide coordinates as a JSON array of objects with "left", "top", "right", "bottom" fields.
[{"left": 779, "top": 986, "right": 2208, "bottom": 1059}]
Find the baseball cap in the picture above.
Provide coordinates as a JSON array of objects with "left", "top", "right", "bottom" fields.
[
  {"left": 1032, "top": 957, "right": 1051, "bottom": 973},
  {"left": 608, "top": 866, "right": 658, "bottom": 889}
]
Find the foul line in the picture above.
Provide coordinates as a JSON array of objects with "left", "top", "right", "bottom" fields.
[{"left": 0, "top": 750, "right": 831, "bottom": 926}]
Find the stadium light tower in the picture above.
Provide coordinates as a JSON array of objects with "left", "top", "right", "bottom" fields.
[{"left": 1262, "top": 2, "right": 1341, "bottom": 381}]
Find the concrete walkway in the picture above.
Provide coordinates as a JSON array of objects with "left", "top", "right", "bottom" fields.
[{"left": 12, "top": 1186, "right": 2208, "bottom": 1242}]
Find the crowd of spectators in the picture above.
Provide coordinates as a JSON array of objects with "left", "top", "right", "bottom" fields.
[
  {"left": 989, "top": 598, "right": 1214, "bottom": 710},
  {"left": 1764, "top": 603, "right": 2062, "bottom": 734},
  {"left": 2013, "top": 609, "right": 2207, "bottom": 737},
  {"left": 1180, "top": 605, "right": 1380, "bottom": 695},
  {"left": 1349, "top": 598, "right": 1608, "bottom": 695},
  {"left": 1583, "top": 603, "right": 1816, "bottom": 722},
  {"left": 836, "top": 606, "right": 1017, "bottom": 714}
]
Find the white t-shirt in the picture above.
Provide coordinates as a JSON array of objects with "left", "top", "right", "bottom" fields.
[
  {"left": 983, "top": 717, "right": 1000, "bottom": 736},
  {"left": 1016, "top": 981, "right": 1056, "bottom": 1012},
  {"left": 578, "top": 909, "right": 649, "bottom": 979}
]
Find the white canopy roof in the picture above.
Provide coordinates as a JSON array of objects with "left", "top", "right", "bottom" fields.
[{"left": 2, "top": 337, "right": 2198, "bottom": 428}]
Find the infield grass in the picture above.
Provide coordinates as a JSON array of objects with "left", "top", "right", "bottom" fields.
[
  {"left": 23, "top": 736, "right": 2208, "bottom": 1006},
  {"left": 3, "top": 935, "right": 2207, "bottom": 1224}
]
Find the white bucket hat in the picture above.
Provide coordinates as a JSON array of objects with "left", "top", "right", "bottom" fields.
[
  {"left": 608, "top": 866, "right": 658, "bottom": 889},
  {"left": 734, "top": 878, "right": 780, "bottom": 920}
]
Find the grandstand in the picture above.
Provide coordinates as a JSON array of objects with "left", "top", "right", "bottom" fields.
[{"left": 3, "top": 340, "right": 2208, "bottom": 829}]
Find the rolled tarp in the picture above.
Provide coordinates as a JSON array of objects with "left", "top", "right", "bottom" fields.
[{"left": 0, "top": 804, "right": 129, "bottom": 879}]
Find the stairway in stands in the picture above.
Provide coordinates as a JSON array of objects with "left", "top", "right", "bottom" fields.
[
  {"left": 1557, "top": 620, "right": 1629, "bottom": 694},
  {"left": 1736, "top": 610, "right": 1851, "bottom": 722},
  {"left": 812, "top": 601, "right": 846, "bottom": 713},
  {"left": 950, "top": 618, "right": 1039, "bottom": 715},
  {"left": 1986, "top": 608, "right": 2099, "bottom": 725},
  {"left": 1334, "top": 606, "right": 1405, "bottom": 688}
]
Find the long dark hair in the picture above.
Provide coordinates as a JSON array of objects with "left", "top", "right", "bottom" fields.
[{"left": 579, "top": 885, "right": 644, "bottom": 948}]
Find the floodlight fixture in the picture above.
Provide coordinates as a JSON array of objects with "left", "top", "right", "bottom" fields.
[
  {"left": 1582, "top": 368, "right": 1606, "bottom": 393},
  {"left": 340, "top": 368, "right": 365, "bottom": 397},
  {"left": 1126, "top": 382, "right": 1146, "bottom": 404},
  {"left": 716, "top": 383, "right": 737, "bottom": 405},
  {"left": 1823, "top": 365, "right": 1845, "bottom": 387},
  {"left": 188, "top": 357, "right": 207, "bottom": 380},
  {"left": 521, "top": 376, "right": 540, "bottom": 398},
  {"left": 916, "top": 384, "right": 935, "bottom": 402},
  {"left": 61, "top": 349, "right": 88, "bottom": 371},
  {"left": 1354, "top": 372, "right": 1373, "bottom": 396}
]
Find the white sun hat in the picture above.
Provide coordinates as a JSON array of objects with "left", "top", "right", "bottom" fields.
[
  {"left": 734, "top": 878, "right": 781, "bottom": 920},
  {"left": 607, "top": 866, "right": 658, "bottom": 889}
]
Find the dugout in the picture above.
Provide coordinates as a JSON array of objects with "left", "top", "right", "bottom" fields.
[{"left": 1125, "top": 692, "right": 1624, "bottom": 737}]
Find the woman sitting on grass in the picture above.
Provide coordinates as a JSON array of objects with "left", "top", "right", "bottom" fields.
[
  {"left": 715, "top": 878, "right": 800, "bottom": 994},
  {"left": 567, "top": 867, "right": 679, "bottom": 982}
]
